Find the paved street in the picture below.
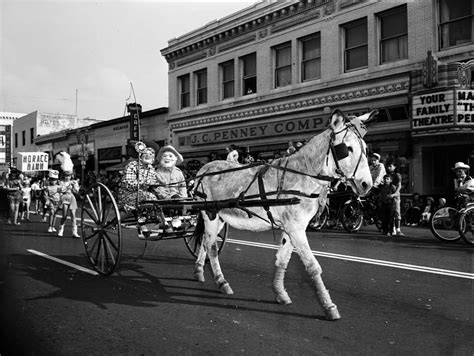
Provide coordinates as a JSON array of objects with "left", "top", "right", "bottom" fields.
[{"left": 0, "top": 212, "right": 473, "bottom": 355}]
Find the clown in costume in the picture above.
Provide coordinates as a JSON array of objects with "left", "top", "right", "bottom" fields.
[
  {"left": 55, "top": 152, "right": 81, "bottom": 238},
  {"left": 154, "top": 145, "right": 187, "bottom": 199}
]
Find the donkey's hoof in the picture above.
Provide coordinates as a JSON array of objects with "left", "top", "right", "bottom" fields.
[
  {"left": 194, "top": 272, "right": 205, "bottom": 282},
  {"left": 219, "top": 282, "right": 234, "bottom": 295},
  {"left": 324, "top": 305, "right": 341, "bottom": 321},
  {"left": 275, "top": 294, "right": 292, "bottom": 305}
]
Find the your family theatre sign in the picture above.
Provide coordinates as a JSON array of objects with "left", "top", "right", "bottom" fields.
[
  {"left": 412, "top": 89, "right": 474, "bottom": 129},
  {"left": 190, "top": 117, "right": 324, "bottom": 145}
]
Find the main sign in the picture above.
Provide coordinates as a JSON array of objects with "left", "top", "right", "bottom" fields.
[{"left": 190, "top": 117, "right": 325, "bottom": 145}]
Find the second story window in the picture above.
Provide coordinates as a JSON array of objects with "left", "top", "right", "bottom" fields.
[
  {"left": 30, "top": 127, "right": 34, "bottom": 144},
  {"left": 343, "top": 18, "right": 368, "bottom": 72},
  {"left": 179, "top": 74, "right": 190, "bottom": 109},
  {"left": 439, "top": 0, "right": 474, "bottom": 49},
  {"left": 274, "top": 42, "right": 292, "bottom": 88},
  {"left": 380, "top": 6, "right": 408, "bottom": 64},
  {"left": 14, "top": 133, "right": 18, "bottom": 148},
  {"left": 22, "top": 130, "right": 25, "bottom": 146},
  {"left": 301, "top": 33, "right": 321, "bottom": 82},
  {"left": 195, "top": 69, "right": 207, "bottom": 105},
  {"left": 242, "top": 53, "right": 257, "bottom": 95},
  {"left": 221, "top": 60, "right": 234, "bottom": 99}
]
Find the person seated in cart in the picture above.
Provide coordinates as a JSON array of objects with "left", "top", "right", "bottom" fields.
[
  {"left": 117, "top": 140, "right": 160, "bottom": 212},
  {"left": 154, "top": 145, "right": 187, "bottom": 200},
  {"left": 154, "top": 145, "right": 188, "bottom": 233}
]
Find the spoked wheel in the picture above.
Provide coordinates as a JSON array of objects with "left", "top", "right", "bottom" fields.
[
  {"left": 458, "top": 205, "right": 474, "bottom": 246},
  {"left": 184, "top": 213, "right": 227, "bottom": 258},
  {"left": 430, "top": 206, "right": 461, "bottom": 242},
  {"left": 341, "top": 199, "right": 363, "bottom": 233},
  {"left": 80, "top": 182, "right": 122, "bottom": 275},
  {"left": 308, "top": 206, "right": 329, "bottom": 231}
]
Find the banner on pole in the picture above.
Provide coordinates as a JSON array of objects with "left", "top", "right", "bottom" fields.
[{"left": 17, "top": 152, "right": 49, "bottom": 172}]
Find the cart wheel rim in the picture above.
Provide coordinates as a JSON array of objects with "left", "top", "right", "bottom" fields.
[
  {"left": 184, "top": 214, "right": 227, "bottom": 258},
  {"left": 81, "top": 182, "right": 122, "bottom": 275}
]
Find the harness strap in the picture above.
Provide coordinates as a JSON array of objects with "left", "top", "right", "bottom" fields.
[{"left": 257, "top": 168, "right": 277, "bottom": 227}]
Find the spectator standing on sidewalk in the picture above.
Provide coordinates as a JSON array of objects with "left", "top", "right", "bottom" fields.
[
  {"left": 369, "top": 153, "right": 386, "bottom": 189},
  {"left": 386, "top": 159, "right": 405, "bottom": 236},
  {"left": 226, "top": 145, "right": 239, "bottom": 163},
  {"left": 378, "top": 174, "right": 396, "bottom": 236}
]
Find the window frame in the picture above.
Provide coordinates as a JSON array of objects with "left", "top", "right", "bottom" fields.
[
  {"left": 220, "top": 60, "right": 235, "bottom": 100},
  {"left": 241, "top": 53, "right": 257, "bottom": 95},
  {"left": 178, "top": 74, "right": 190, "bottom": 109},
  {"left": 300, "top": 33, "right": 321, "bottom": 82},
  {"left": 438, "top": 0, "right": 474, "bottom": 50},
  {"left": 22, "top": 130, "right": 25, "bottom": 146},
  {"left": 195, "top": 69, "right": 208, "bottom": 106},
  {"left": 30, "top": 127, "right": 34, "bottom": 144},
  {"left": 343, "top": 18, "right": 368, "bottom": 72},
  {"left": 379, "top": 5, "right": 408, "bottom": 64},
  {"left": 274, "top": 41, "right": 292, "bottom": 88}
]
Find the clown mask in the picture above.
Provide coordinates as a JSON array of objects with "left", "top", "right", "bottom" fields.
[
  {"left": 140, "top": 148, "right": 155, "bottom": 165},
  {"left": 160, "top": 151, "right": 177, "bottom": 169}
]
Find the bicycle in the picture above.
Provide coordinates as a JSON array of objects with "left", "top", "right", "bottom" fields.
[
  {"left": 457, "top": 203, "right": 474, "bottom": 246},
  {"left": 430, "top": 193, "right": 474, "bottom": 243},
  {"left": 340, "top": 192, "right": 382, "bottom": 233}
]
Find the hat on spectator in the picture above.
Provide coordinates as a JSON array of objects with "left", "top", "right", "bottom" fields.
[
  {"left": 157, "top": 145, "right": 183, "bottom": 165},
  {"left": 451, "top": 162, "right": 470, "bottom": 171},
  {"left": 49, "top": 169, "right": 59, "bottom": 179},
  {"left": 370, "top": 153, "right": 381, "bottom": 160}
]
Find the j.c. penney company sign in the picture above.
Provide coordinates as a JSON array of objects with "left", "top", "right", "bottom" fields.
[
  {"left": 189, "top": 117, "right": 325, "bottom": 145},
  {"left": 412, "top": 89, "right": 474, "bottom": 129}
]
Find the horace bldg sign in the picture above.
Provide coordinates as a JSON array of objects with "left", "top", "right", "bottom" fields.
[
  {"left": 190, "top": 117, "right": 324, "bottom": 145},
  {"left": 412, "top": 89, "right": 474, "bottom": 129},
  {"left": 17, "top": 152, "right": 49, "bottom": 172}
]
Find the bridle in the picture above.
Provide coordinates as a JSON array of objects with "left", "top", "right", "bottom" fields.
[{"left": 327, "top": 122, "right": 367, "bottom": 187}]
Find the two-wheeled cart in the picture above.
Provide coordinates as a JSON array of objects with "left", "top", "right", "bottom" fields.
[{"left": 79, "top": 182, "right": 300, "bottom": 275}]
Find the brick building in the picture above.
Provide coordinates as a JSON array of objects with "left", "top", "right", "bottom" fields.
[{"left": 160, "top": 0, "right": 474, "bottom": 196}]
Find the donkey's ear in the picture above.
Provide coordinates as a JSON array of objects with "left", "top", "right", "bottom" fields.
[
  {"left": 356, "top": 109, "right": 379, "bottom": 124},
  {"left": 328, "top": 109, "right": 346, "bottom": 132}
]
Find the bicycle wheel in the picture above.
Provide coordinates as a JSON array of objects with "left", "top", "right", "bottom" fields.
[
  {"left": 308, "top": 206, "right": 329, "bottom": 230},
  {"left": 458, "top": 205, "right": 474, "bottom": 246},
  {"left": 429, "top": 206, "right": 460, "bottom": 242},
  {"left": 341, "top": 199, "right": 363, "bottom": 233}
]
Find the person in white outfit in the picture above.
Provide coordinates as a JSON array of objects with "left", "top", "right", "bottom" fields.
[{"left": 55, "top": 152, "right": 81, "bottom": 238}]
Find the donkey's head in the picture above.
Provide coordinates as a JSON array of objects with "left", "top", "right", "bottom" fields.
[{"left": 327, "top": 109, "right": 376, "bottom": 196}]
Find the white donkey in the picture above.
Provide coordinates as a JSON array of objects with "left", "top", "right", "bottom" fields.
[{"left": 192, "top": 109, "right": 375, "bottom": 320}]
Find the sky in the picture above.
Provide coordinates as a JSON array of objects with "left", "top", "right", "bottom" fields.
[{"left": 0, "top": 0, "right": 257, "bottom": 120}]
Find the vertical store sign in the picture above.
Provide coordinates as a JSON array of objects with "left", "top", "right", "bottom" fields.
[
  {"left": 127, "top": 103, "right": 142, "bottom": 141},
  {"left": 5, "top": 125, "right": 11, "bottom": 166}
]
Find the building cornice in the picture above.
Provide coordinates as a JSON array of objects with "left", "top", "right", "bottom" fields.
[{"left": 161, "top": 0, "right": 368, "bottom": 68}]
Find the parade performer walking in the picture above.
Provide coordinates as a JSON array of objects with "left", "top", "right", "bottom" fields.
[
  {"left": 43, "top": 169, "right": 61, "bottom": 232},
  {"left": 55, "top": 152, "right": 81, "bottom": 238},
  {"left": 5, "top": 167, "right": 23, "bottom": 225}
]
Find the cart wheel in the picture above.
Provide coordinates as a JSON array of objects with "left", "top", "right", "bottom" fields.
[
  {"left": 458, "top": 205, "right": 474, "bottom": 246},
  {"left": 184, "top": 213, "right": 227, "bottom": 258},
  {"left": 80, "top": 182, "right": 122, "bottom": 275},
  {"left": 430, "top": 206, "right": 461, "bottom": 242}
]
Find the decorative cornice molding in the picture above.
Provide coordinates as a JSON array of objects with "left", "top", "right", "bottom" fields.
[
  {"left": 270, "top": 9, "right": 321, "bottom": 34},
  {"left": 169, "top": 80, "right": 409, "bottom": 130},
  {"left": 218, "top": 34, "right": 256, "bottom": 53},
  {"left": 176, "top": 51, "right": 207, "bottom": 67}
]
